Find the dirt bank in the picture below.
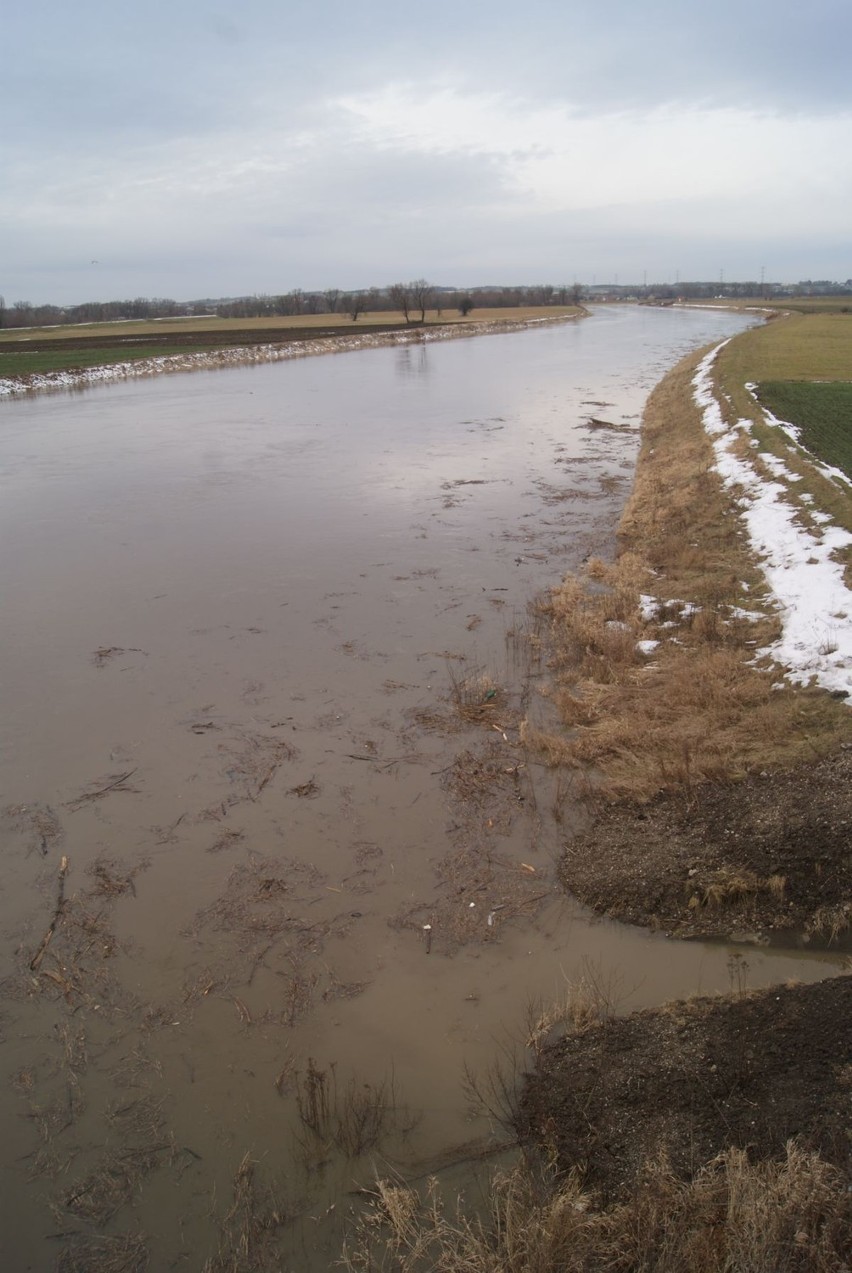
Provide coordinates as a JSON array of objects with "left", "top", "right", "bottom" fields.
[
  {"left": 560, "top": 748, "right": 852, "bottom": 944},
  {"left": 522, "top": 974, "right": 852, "bottom": 1202}
]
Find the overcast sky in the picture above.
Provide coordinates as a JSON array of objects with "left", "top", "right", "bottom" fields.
[{"left": 2, "top": 0, "right": 850, "bottom": 305}]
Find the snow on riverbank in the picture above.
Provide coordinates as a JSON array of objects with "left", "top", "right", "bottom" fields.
[
  {"left": 693, "top": 342, "right": 852, "bottom": 702},
  {"left": 0, "top": 314, "right": 571, "bottom": 399}
]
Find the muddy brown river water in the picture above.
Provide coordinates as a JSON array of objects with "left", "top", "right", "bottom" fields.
[{"left": 1, "top": 306, "right": 845, "bottom": 1270}]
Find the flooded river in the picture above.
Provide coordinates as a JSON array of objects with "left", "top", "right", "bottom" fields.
[{"left": 1, "top": 306, "right": 844, "bottom": 1269}]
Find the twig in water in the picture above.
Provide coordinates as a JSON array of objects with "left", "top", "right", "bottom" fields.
[
  {"left": 30, "top": 856, "right": 69, "bottom": 972},
  {"left": 65, "top": 769, "right": 138, "bottom": 811}
]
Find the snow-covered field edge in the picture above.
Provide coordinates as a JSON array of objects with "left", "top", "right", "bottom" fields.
[{"left": 691, "top": 341, "right": 852, "bottom": 702}]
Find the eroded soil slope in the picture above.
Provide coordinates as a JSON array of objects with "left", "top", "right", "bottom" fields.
[
  {"left": 522, "top": 975, "right": 852, "bottom": 1202},
  {"left": 560, "top": 749, "right": 852, "bottom": 942}
]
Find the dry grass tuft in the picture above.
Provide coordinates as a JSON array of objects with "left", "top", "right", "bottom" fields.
[
  {"left": 525, "top": 965, "right": 629, "bottom": 1057},
  {"left": 446, "top": 664, "right": 512, "bottom": 726},
  {"left": 342, "top": 1142, "right": 851, "bottom": 1272},
  {"left": 806, "top": 903, "right": 852, "bottom": 944}
]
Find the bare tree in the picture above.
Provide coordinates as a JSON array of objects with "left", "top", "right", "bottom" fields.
[
  {"left": 344, "top": 292, "right": 365, "bottom": 322},
  {"left": 409, "top": 279, "right": 433, "bottom": 324},
  {"left": 0, "top": 295, "right": 5, "bottom": 328},
  {"left": 458, "top": 295, "right": 474, "bottom": 317},
  {"left": 324, "top": 289, "right": 340, "bottom": 314},
  {"left": 389, "top": 282, "right": 412, "bottom": 323}
]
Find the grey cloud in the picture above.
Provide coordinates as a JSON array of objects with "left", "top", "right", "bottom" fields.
[{"left": 2, "top": 0, "right": 849, "bottom": 303}]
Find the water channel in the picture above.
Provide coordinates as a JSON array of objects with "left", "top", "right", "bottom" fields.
[{"left": 1, "top": 306, "right": 845, "bottom": 1268}]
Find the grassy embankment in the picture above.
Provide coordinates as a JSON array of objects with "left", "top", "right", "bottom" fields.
[
  {"left": 521, "top": 309, "right": 851, "bottom": 799},
  {"left": 699, "top": 294, "right": 852, "bottom": 316},
  {"left": 0, "top": 307, "right": 579, "bottom": 380}
]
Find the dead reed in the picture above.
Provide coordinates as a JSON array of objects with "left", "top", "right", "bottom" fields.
[
  {"left": 342, "top": 1142, "right": 851, "bottom": 1272},
  {"left": 202, "top": 1152, "right": 290, "bottom": 1273},
  {"left": 446, "top": 664, "right": 511, "bottom": 726}
]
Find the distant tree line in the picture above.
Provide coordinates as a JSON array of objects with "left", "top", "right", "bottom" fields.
[
  {"left": 1, "top": 278, "right": 849, "bottom": 330},
  {"left": 0, "top": 282, "right": 585, "bottom": 329},
  {"left": 213, "top": 281, "right": 586, "bottom": 323},
  {"left": 0, "top": 295, "right": 205, "bottom": 330}
]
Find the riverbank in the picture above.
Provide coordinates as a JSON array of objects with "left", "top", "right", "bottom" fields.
[
  {"left": 346, "top": 975, "right": 852, "bottom": 1270},
  {"left": 525, "top": 311, "right": 851, "bottom": 943},
  {"left": 342, "top": 311, "right": 852, "bottom": 1273},
  {"left": 0, "top": 308, "right": 583, "bottom": 397}
]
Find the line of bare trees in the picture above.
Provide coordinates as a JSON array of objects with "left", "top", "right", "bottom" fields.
[
  {"left": 0, "top": 282, "right": 590, "bottom": 330},
  {"left": 6, "top": 278, "right": 846, "bottom": 332}
]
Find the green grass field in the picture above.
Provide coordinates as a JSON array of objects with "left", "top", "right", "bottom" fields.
[
  {"left": 702, "top": 296, "right": 852, "bottom": 316},
  {"left": 755, "top": 380, "right": 852, "bottom": 480},
  {"left": 0, "top": 345, "right": 194, "bottom": 376},
  {"left": 716, "top": 310, "right": 852, "bottom": 532}
]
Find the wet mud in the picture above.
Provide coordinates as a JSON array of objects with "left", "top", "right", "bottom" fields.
[{"left": 1, "top": 306, "right": 843, "bottom": 1269}]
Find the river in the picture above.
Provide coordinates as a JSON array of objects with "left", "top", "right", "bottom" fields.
[{"left": 0, "top": 306, "right": 844, "bottom": 1269}]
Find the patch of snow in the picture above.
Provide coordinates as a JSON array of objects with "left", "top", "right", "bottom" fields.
[
  {"left": 694, "top": 344, "right": 852, "bottom": 702},
  {"left": 636, "top": 639, "right": 659, "bottom": 654},
  {"left": 728, "top": 606, "right": 765, "bottom": 621}
]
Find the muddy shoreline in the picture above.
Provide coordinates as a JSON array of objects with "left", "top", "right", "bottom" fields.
[{"left": 517, "top": 323, "right": 852, "bottom": 1253}]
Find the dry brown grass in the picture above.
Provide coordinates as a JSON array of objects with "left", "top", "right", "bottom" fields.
[
  {"left": 342, "top": 1143, "right": 851, "bottom": 1272},
  {"left": 806, "top": 902, "right": 852, "bottom": 944},
  {"left": 524, "top": 963, "right": 634, "bottom": 1058},
  {"left": 524, "top": 352, "right": 850, "bottom": 799},
  {"left": 447, "top": 666, "right": 511, "bottom": 725}
]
